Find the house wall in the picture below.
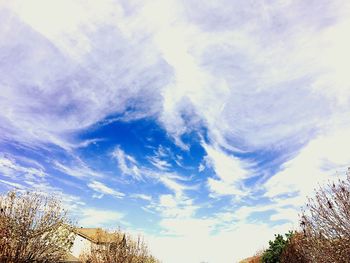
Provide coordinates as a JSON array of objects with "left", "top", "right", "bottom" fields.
[{"left": 70, "top": 235, "right": 92, "bottom": 259}]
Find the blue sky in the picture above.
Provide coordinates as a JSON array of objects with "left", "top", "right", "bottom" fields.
[{"left": 1, "top": 0, "right": 350, "bottom": 262}]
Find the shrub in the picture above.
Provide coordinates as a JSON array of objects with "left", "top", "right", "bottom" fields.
[
  {"left": 261, "top": 231, "right": 294, "bottom": 263},
  {"left": 0, "top": 190, "right": 74, "bottom": 263},
  {"left": 280, "top": 232, "right": 308, "bottom": 263}
]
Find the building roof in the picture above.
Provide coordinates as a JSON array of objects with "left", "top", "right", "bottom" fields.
[{"left": 74, "top": 228, "right": 118, "bottom": 244}]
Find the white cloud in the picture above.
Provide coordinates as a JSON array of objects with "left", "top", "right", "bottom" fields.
[
  {"left": 0, "top": 1, "right": 168, "bottom": 150},
  {"left": 159, "top": 194, "right": 177, "bottom": 208},
  {"left": 232, "top": 201, "right": 299, "bottom": 225},
  {"left": 146, "top": 190, "right": 301, "bottom": 262},
  {"left": 112, "top": 145, "right": 197, "bottom": 202},
  {"left": 88, "top": 180, "right": 125, "bottom": 199},
  {"left": 2, "top": 0, "right": 350, "bottom": 164},
  {"left": 148, "top": 156, "right": 172, "bottom": 171},
  {"left": 79, "top": 208, "right": 124, "bottom": 227},
  {"left": 131, "top": 193, "right": 152, "bottom": 202},
  {"left": 112, "top": 146, "right": 142, "bottom": 180},
  {"left": 264, "top": 127, "right": 350, "bottom": 199},
  {"left": 0, "top": 173, "right": 86, "bottom": 215},
  {"left": 0, "top": 155, "right": 46, "bottom": 178},
  {"left": 156, "top": 194, "right": 197, "bottom": 219},
  {"left": 147, "top": 145, "right": 175, "bottom": 170},
  {"left": 53, "top": 160, "right": 102, "bottom": 179},
  {"left": 260, "top": 126, "right": 350, "bottom": 237},
  {"left": 0, "top": 179, "right": 25, "bottom": 189},
  {"left": 207, "top": 178, "right": 242, "bottom": 198},
  {"left": 147, "top": 0, "right": 350, "bottom": 155},
  {"left": 203, "top": 143, "right": 250, "bottom": 197},
  {"left": 270, "top": 208, "right": 299, "bottom": 223},
  {"left": 198, "top": 163, "right": 205, "bottom": 172},
  {"left": 0, "top": 155, "right": 54, "bottom": 194},
  {"left": 159, "top": 177, "right": 187, "bottom": 198},
  {"left": 1, "top": 0, "right": 350, "bottom": 155}
]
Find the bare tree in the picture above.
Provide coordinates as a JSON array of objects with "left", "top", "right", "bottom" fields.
[
  {"left": 0, "top": 190, "right": 75, "bottom": 263},
  {"left": 280, "top": 232, "right": 308, "bottom": 263},
  {"left": 300, "top": 168, "right": 350, "bottom": 262},
  {"left": 80, "top": 229, "right": 160, "bottom": 263}
]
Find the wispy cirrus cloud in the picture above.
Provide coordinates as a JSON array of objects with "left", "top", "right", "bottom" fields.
[
  {"left": 53, "top": 160, "right": 102, "bottom": 179},
  {"left": 0, "top": 155, "right": 46, "bottom": 179},
  {"left": 0, "top": 179, "right": 25, "bottom": 190},
  {"left": 148, "top": 156, "right": 172, "bottom": 171},
  {"left": 159, "top": 2, "right": 348, "bottom": 152},
  {"left": 111, "top": 146, "right": 142, "bottom": 180},
  {"left": 146, "top": 145, "right": 174, "bottom": 171},
  {"left": 0, "top": 2, "right": 170, "bottom": 151},
  {"left": 2, "top": 0, "right": 349, "bottom": 164},
  {"left": 88, "top": 180, "right": 125, "bottom": 199},
  {"left": 111, "top": 144, "right": 197, "bottom": 198},
  {"left": 131, "top": 193, "right": 152, "bottom": 202}
]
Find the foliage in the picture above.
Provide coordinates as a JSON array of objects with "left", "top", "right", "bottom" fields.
[
  {"left": 80, "top": 229, "right": 160, "bottom": 263},
  {"left": 261, "top": 231, "right": 294, "bottom": 263},
  {"left": 0, "top": 190, "right": 75, "bottom": 263}
]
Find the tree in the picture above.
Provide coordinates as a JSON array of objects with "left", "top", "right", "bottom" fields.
[
  {"left": 0, "top": 190, "right": 75, "bottom": 263},
  {"left": 261, "top": 232, "right": 294, "bottom": 263},
  {"left": 280, "top": 232, "right": 308, "bottom": 263},
  {"left": 80, "top": 228, "right": 160, "bottom": 263},
  {"left": 300, "top": 169, "right": 350, "bottom": 262}
]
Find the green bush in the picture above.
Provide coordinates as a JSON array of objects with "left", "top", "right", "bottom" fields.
[{"left": 261, "top": 231, "right": 294, "bottom": 263}]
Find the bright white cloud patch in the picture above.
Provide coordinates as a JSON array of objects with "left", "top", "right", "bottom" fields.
[
  {"left": 264, "top": 127, "right": 350, "bottom": 201},
  {"left": 203, "top": 143, "right": 250, "bottom": 197},
  {"left": 79, "top": 208, "right": 124, "bottom": 227}
]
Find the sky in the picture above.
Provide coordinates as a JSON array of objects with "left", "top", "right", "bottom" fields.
[{"left": 1, "top": 0, "right": 350, "bottom": 262}]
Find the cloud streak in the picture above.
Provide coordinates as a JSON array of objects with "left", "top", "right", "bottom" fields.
[{"left": 88, "top": 180, "right": 125, "bottom": 199}]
